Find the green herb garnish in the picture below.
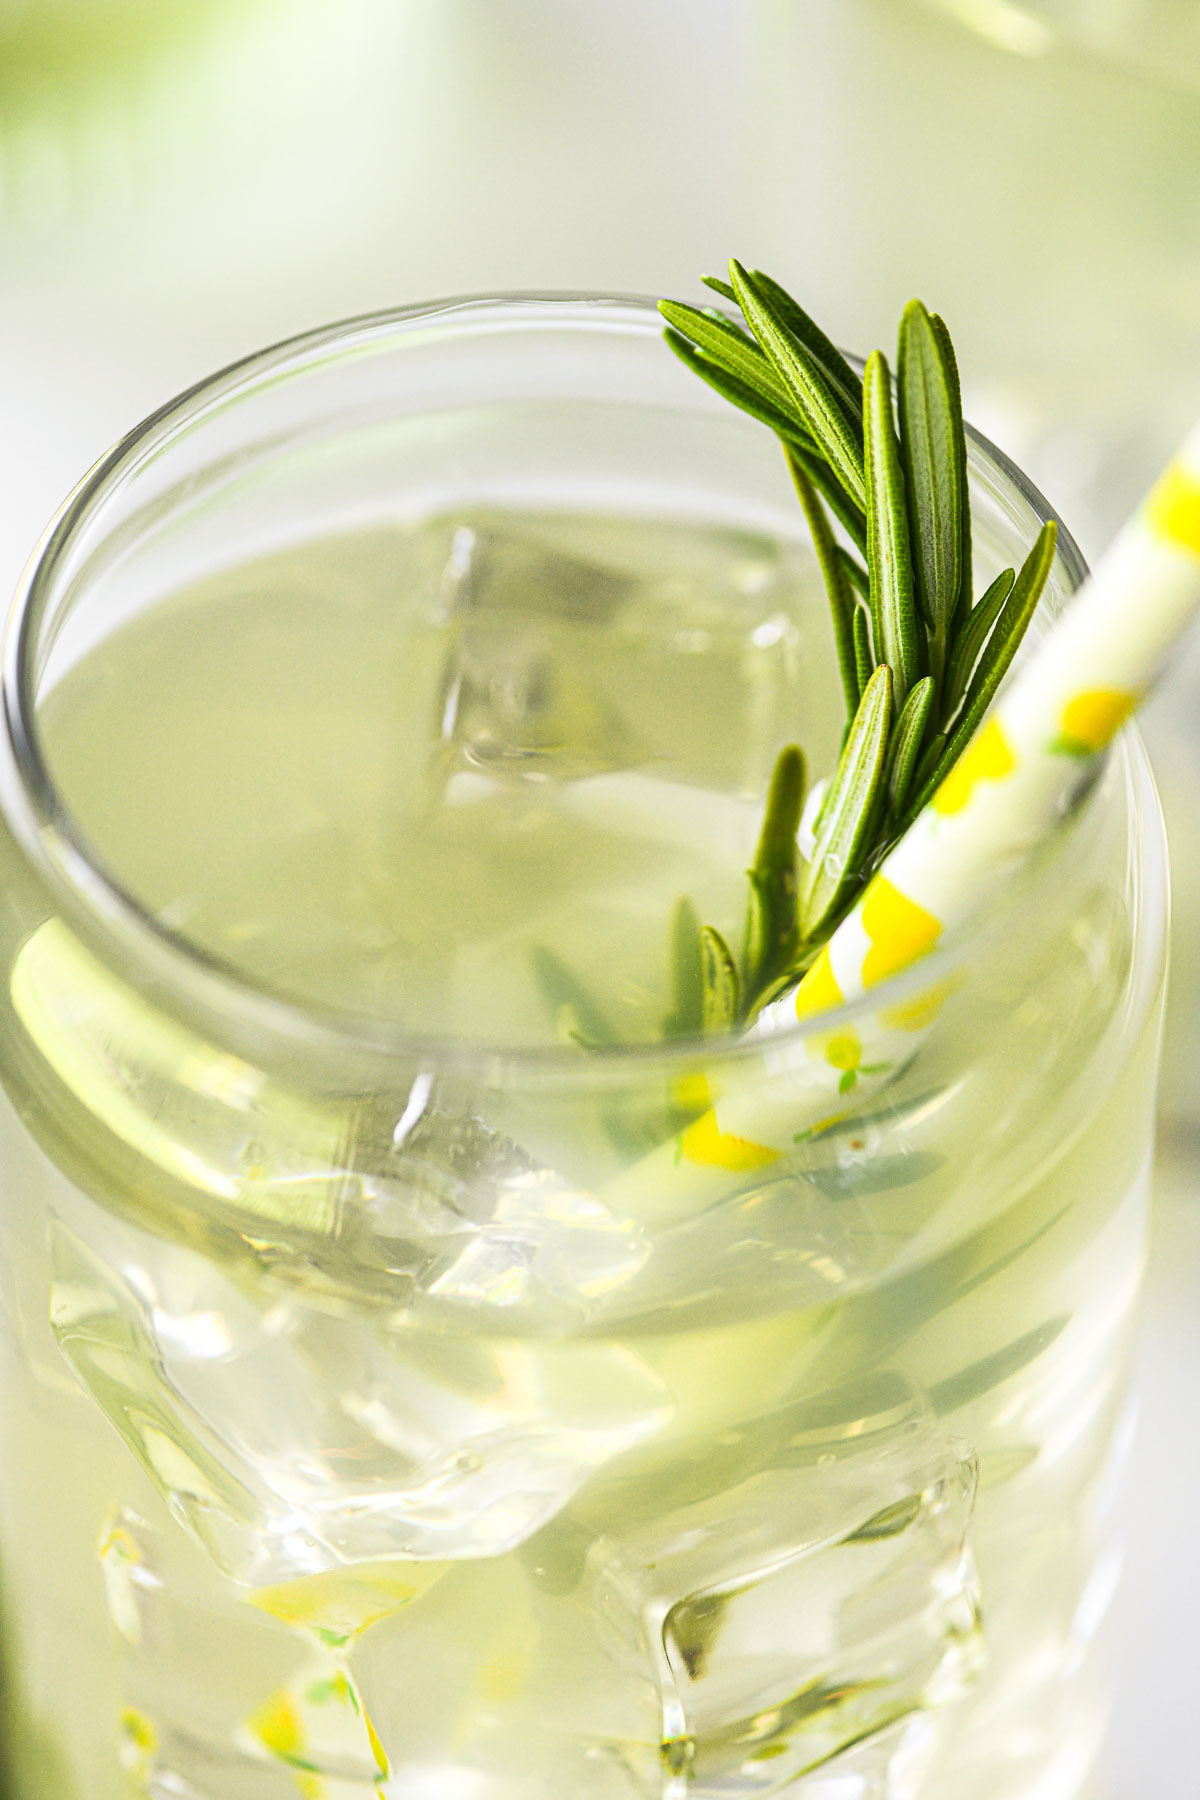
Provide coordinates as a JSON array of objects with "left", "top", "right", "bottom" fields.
[{"left": 659, "top": 261, "right": 1057, "bottom": 1026}]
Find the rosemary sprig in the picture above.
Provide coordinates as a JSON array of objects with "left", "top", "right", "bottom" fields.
[{"left": 658, "top": 263, "right": 1058, "bottom": 1028}]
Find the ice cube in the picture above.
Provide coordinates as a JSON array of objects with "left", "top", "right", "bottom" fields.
[
  {"left": 352, "top": 1092, "right": 653, "bottom": 1320},
  {"left": 126, "top": 1659, "right": 391, "bottom": 1800},
  {"left": 94, "top": 1502, "right": 341, "bottom": 1800},
  {"left": 238, "top": 1655, "right": 390, "bottom": 1795},
  {"left": 586, "top": 1412, "right": 981, "bottom": 1798},
  {"left": 352, "top": 1554, "right": 661, "bottom": 1800},
  {"left": 50, "top": 1197, "right": 670, "bottom": 1583},
  {"left": 95, "top": 1500, "right": 467, "bottom": 1798},
  {"left": 425, "top": 511, "right": 820, "bottom": 795},
  {"left": 350, "top": 1399, "right": 978, "bottom": 1799},
  {"left": 432, "top": 518, "right": 636, "bottom": 779},
  {"left": 745, "top": 1713, "right": 942, "bottom": 1799},
  {"left": 98, "top": 1506, "right": 164, "bottom": 1649},
  {"left": 424, "top": 1171, "right": 650, "bottom": 1309}
]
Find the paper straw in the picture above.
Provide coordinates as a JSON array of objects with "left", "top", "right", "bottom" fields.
[{"left": 613, "top": 421, "right": 1200, "bottom": 1223}]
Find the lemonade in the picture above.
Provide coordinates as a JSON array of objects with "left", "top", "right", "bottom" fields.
[{"left": 0, "top": 301, "right": 1167, "bottom": 1799}]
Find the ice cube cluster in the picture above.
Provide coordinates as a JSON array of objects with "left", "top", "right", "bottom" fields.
[{"left": 89, "top": 1373, "right": 979, "bottom": 1799}]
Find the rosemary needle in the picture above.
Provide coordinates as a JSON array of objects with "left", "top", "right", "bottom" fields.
[{"left": 657, "top": 266, "right": 1056, "bottom": 1029}]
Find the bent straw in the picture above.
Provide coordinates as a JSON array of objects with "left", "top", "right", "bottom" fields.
[{"left": 614, "top": 422, "right": 1200, "bottom": 1223}]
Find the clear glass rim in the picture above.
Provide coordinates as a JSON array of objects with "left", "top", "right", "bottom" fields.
[{"left": 0, "top": 290, "right": 1144, "bottom": 1077}]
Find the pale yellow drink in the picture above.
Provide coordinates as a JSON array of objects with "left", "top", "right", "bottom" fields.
[{"left": 0, "top": 301, "right": 1166, "bottom": 1800}]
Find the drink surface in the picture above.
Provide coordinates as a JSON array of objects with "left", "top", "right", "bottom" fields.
[
  {"left": 41, "top": 510, "right": 829, "bottom": 1048},
  {"left": 0, "top": 509, "right": 1161, "bottom": 1799}
]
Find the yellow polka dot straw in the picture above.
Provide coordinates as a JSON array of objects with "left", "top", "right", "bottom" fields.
[{"left": 614, "top": 421, "right": 1200, "bottom": 1225}]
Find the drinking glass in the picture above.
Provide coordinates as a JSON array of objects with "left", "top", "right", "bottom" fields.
[{"left": 0, "top": 297, "right": 1167, "bottom": 1800}]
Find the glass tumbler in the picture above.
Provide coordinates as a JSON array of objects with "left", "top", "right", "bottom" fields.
[{"left": 0, "top": 298, "right": 1167, "bottom": 1800}]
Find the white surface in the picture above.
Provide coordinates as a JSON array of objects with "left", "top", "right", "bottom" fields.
[{"left": 1105, "top": 1147, "right": 1200, "bottom": 1797}]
